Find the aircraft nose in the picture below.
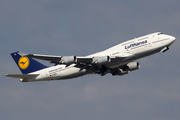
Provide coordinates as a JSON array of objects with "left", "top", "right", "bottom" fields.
[
  {"left": 168, "top": 35, "right": 176, "bottom": 46},
  {"left": 170, "top": 36, "right": 176, "bottom": 43}
]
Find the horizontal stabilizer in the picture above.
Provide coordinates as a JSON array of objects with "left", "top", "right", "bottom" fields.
[{"left": 5, "top": 74, "right": 39, "bottom": 79}]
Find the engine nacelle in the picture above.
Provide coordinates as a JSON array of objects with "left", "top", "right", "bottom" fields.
[
  {"left": 59, "top": 56, "right": 77, "bottom": 65},
  {"left": 112, "top": 62, "right": 140, "bottom": 76},
  {"left": 92, "top": 56, "right": 111, "bottom": 65},
  {"left": 126, "top": 62, "right": 140, "bottom": 71}
]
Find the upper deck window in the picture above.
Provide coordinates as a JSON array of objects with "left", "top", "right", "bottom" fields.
[{"left": 157, "top": 32, "right": 163, "bottom": 35}]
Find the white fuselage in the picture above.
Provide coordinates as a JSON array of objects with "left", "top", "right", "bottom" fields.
[{"left": 26, "top": 32, "right": 175, "bottom": 82}]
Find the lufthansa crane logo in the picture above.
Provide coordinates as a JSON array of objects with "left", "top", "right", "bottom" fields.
[{"left": 18, "top": 57, "right": 30, "bottom": 70}]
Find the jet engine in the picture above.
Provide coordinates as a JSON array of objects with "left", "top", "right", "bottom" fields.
[
  {"left": 126, "top": 62, "right": 140, "bottom": 71},
  {"left": 112, "top": 62, "right": 140, "bottom": 76},
  {"left": 92, "top": 56, "right": 111, "bottom": 65},
  {"left": 59, "top": 56, "right": 77, "bottom": 65}
]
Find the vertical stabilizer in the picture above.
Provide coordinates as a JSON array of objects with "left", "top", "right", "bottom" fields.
[{"left": 11, "top": 51, "right": 47, "bottom": 74}]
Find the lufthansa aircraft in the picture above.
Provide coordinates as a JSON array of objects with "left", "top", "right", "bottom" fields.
[{"left": 5, "top": 32, "right": 175, "bottom": 82}]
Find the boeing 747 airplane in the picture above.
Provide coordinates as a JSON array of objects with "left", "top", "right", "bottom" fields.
[{"left": 5, "top": 32, "right": 175, "bottom": 82}]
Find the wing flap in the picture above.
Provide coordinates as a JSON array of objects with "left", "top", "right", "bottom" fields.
[{"left": 76, "top": 57, "right": 93, "bottom": 64}]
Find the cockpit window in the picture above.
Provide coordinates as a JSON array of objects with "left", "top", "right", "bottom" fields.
[{"left": 158, "top": 32, "right": 163, "bottom": 35}]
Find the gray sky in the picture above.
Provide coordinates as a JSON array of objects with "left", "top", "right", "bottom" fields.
[{"left": 1, "top": 0, "right": 180, "bottom": 120}]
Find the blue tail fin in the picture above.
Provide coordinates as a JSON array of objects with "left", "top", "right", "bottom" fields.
[{"left": 11, "top": 51, "right": 47, "bottom": 74}]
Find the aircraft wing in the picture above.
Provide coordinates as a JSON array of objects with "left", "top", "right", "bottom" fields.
[
  {"left": 18, "top": 51, "right": 133, "bottom": 65},
  {"left": 76, "top": 56, "right": 129, "bottom": 64},
  {"left": 18, "top": 52, "right": 62, "bottom": 61}
]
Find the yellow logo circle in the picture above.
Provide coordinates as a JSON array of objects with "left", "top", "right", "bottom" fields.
[{"left": 18, "top": 57, "right": 30, "bottom": 70}]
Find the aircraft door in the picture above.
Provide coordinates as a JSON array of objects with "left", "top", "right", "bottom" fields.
[
  {"left": 126, "top": 47, "right": 130, "bottom": 53},
  {"left": 148, "top": 39, "right": 152, "bottom": 47}
]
